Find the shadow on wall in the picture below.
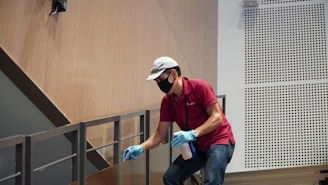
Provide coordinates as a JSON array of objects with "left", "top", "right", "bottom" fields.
[{"left": 0, "top": 47, "right": 101, "bottom": 185}]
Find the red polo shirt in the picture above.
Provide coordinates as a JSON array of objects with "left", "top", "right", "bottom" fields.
[{"left": 160, "top": 77, "right": 235, "bottom": 152}]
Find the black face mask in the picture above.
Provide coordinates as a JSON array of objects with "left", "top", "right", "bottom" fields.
[{"left": 157, "top": 72, "right": 175, "bottom": 93}]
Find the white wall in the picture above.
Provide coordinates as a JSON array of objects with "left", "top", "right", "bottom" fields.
[
  {"left": 218, "top": 0, "right": 246, "bottom": 173},
  {"left": 218, "top": 0, "right": 328, "bottom": 173}
]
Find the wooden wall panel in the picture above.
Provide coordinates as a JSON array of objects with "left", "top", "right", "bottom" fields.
[{"left": 0, "top": 0, "right": 218, "bottom": 123}]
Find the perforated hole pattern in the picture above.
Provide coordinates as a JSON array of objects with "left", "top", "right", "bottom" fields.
[
  {"left": 245, "top": 4, "right": 327, "bottom": 84},
  {"left": 261, "top": 0, "right": 315, "bottom": 5},
  {"left": 244, "top": 3, "right": 328, "bottom": 168},
  {"left": 245, "top": 83, "right": 328, "bottom": 168}
]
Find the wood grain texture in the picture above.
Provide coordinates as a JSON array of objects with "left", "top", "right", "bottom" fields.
[{"left": 0, "top": 0, "right": 218, "bottom": 123}]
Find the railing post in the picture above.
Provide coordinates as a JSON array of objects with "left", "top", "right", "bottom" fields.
[
  {"left": 78, "top": 122, "right": 86, "bottom": 185},
  {"left": 139, "top": 112, "right": 148, "bottom": 184},
  {"left": 222, "top": 96, "right": 226, "bottom": 114},
  {"left": 145, "top": 111, "right": 150, "bottom": 185},
  {"left": 217, "top": 95, "right": 226, "bottom": 114},
  {"left": 71, "top": 129, "right": 78, "bottom": 182},
  {"left": 114, "top": 120, "right": 121, "bottom": 185},
  {"left": 24, "top": 136, "right": 33, "bottom": 185},
  {"left": 15, "top": 141, "right": 25, "bottom": 185},
  {"left": 169, "top": 122, "right": 173, "bottom": 164},
  {"left": 139, "top": 114, "right": 145, "bottom": 143}
]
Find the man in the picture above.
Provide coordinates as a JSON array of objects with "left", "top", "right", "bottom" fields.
[{"left": 122, "top": 56, "right": 235, "bottom": 185}]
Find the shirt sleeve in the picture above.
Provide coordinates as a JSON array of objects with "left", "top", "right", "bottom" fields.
[{"left": 195, "top": 80, "right": 218, "bottom": 108}]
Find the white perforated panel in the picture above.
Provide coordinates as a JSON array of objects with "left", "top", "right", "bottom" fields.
[
  {"left": 245, "top": 83, "right": 328, "bottom": 168},
  {"left": 244, "top": 3, "right": 328, "bottom": 168},
  {"left": 261, "top": 0, "right": 315, "bottom": 5},
  {"left": 245, "top": 4, "right": 327, "bottom": 84}
]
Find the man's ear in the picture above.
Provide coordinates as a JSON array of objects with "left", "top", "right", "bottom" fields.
[{"left": 171, "top": 69, "right": 178, "bottom": 78}]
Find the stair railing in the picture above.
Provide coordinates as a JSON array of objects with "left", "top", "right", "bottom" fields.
[
  {"left": 0, "top": 135, "right": 25, "bottom": 185},
  {"left": 0, "top": 95, "right": 226, "bottom": 185}
]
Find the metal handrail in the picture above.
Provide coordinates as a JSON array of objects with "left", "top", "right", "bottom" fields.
[
  {"left": 0, "top": 95, "right": 226, "bottom": 185},
  {"left": 33, "top": 153, "right": 77, "bottom": 173},
  {"left": 0, "top": 172, "right": 21, "bottom": 183},
  {"left": 84, "top": 110, "right": 147, "bottom": 184},
  {"left": 0, "top": 135, "right": 25, "bottom": 184},
  {"left": 25, "top": 123, "right": 80, "bottom": 185}
]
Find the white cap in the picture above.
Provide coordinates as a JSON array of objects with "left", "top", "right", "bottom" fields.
[{"left": 146, "top": 56, "right": 179, "bottom": 81}]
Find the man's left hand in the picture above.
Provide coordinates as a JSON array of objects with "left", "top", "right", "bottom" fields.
[{"left": 170, "top": 130, "right": 197, "bottom": 148}]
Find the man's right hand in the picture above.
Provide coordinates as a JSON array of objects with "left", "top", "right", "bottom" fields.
[{"left": 121, "top": 145, "right": 144, "bottom": 161}]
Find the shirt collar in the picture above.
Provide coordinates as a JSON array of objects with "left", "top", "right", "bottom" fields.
[
  {"left": 166, "top": 77, "right": 192, "bottom": 103},
  {"left": 182, "top": 77, "right": 192, "bottom": 96}
]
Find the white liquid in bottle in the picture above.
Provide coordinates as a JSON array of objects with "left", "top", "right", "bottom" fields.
[{"left": 180, "top": 143, "right": 192, "bottom": 160}]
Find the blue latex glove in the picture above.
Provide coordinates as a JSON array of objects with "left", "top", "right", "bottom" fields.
[
  {"left": 121, "top": 145, "right": 144, "bottom": 161},
  {"left": 171, "top": 130, "right": 197, "bottom": 148}
]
